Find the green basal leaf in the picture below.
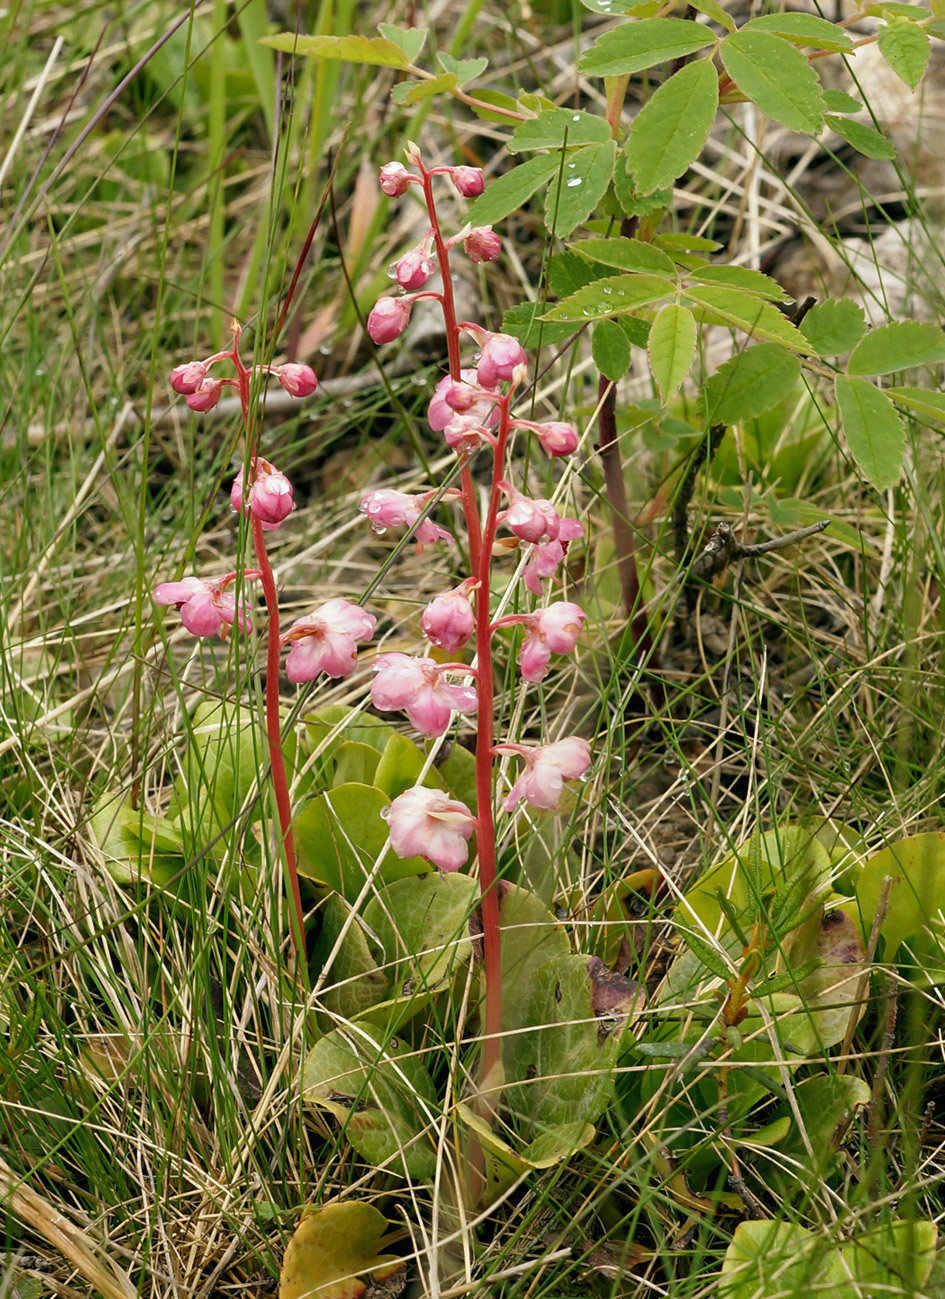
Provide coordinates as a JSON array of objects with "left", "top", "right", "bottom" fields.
[
  {"left": 823, "top": 87, "right": 863, "bottom": 113},
  {"left": 825, "top": 113, "right": 897, "bottom": 159},
  {"left": 877, "top": 16, "right": 931, "bottom": 88},
  {"left": 466, "top": 153, "right": 562, "bottom": 227},
  {"left": 720, "top": 30, "right": 826, "bottom": 133},
  {"left": 544, "top": 273, "right": 674, "bottom": 321},
  {"left": 390, "top": 73, "right": 457, "bottom": 106},
  {"left": 310, "top": 894, "right": 388, "bottom": 1024},
  {"left": 647, "top": 303, "right": 696, "bottom": 403},
  {"left": 260, "top": 33, "right": 410, "bottom": 68},
  {"left": 592, "top": 318, "right": 632, "bottom": 381},
  {"left": 799, "top": 298, "right": 867, "bottom": 355},
  {"left": 744, "top": 12, "right": 853, "bottom": 50},
  {"left": 436, "top": 51, "right": 488, "bottom": 84},
  {"left": 377, "top": 23, "right": 427, "bottom": 62},
  {"left": 89, "top": 794, "right": 184, "bottom": 890},
  {"left": 279, "top": 1203, "right": 403, "bottom": 1299},
  {"left": 362, "top": 872, "right": 478, "bottom": 1005},
  {"left": 509, "top": 108, "right": 611, "bottom": 151},
  {"left": 301, "top": 1027, "right": 437, "bottom": 1178},
  {"left": 701, "top": 343, "right": 801, "bottom": 424},
  {"left": 545, "top": 140, "right": 617, "bottom": 237},
  {"left": 889, "top": 386, "right": 945, "bottom": 423},
  {"left": 847, "top": 831, "right": 945, "bottom": 979},
  {"left": 293, "top": 783, "right": 427, "bottom": 898},
  {"left": 626, "top": 56, "right": 719, "bottom": 194},
  {"left": 783, "top": 906, "right": 867, "bottom": 1047},
  {"left": 848, "top": 320, "right": 945, "bottom": 375},
  {"left": 331, "top": 741, "right": 381, "bottom": 788},
  {"left": 373, "top": 732, "right": 429, "bottom": 800},
  {"left": 578, "top": 18, "right": 716, "bottom": 77},
  {"left": 683, "top": 284, "right": 812, "bottom": 350},
  {"left": 835, "top": 374, "right": 904, "bottom": 489},
  {"left": 573, "top": 236, "right": 676, "bottom": 276},
  {"left": 690, "top": 264, "right": 787, "bottom": 300}
]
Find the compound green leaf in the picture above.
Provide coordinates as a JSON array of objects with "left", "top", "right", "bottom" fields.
[
  {"left": 744, "top": 12, "right": 853, "bottom": 50},
  {"left": 689, "top": 0, "right": 735, "bottom": 32},
  {"left": 848, "top": 320, "right": 945, "bottom": 375},
  {"left": 592, "top": 318, "right": 632, "bottom": 381},
  {"left": 690, "top": 264, "right": 788, "bottom": 300},
  {"left": 545, "top": 141, "right": 617, "bottom": 237},
  {"left": 720, "top": 30, "right": 826, "bottom": 132},
  {"left": 544, "top": 273, "right": 675, "bottom": 321},
  {"left": 647, "top": 303, "right": 696, "bottom": 403},
  {"left": 466, "top": 153, "right": 562, "bottom": 227},
  {"left": 579, "top": 18, "right": 716, "bottom": 76},
  {"left": 260, "top": 33, "right": 410, "bottom": 67},
  {"left": 626, "top": 57, "right": 719, "bottom": 194},
  {"left": 799, "top": 298, "right": 867, "bottom": 355},
  {"left": 279, "top": 1203, "right": 403, "bottom": 1299},
  {"left": 878, "top": 17, "right": 931, "bottom": 88},
  {"left": 834, "top": 374, "right": 904, "bottom": 489},
  {"left": 683, "top": 284, "right": 812, "bottom": 350},
  {"left": 702, "top": 343, "right": 800, "bottom": 424},
  {"left": 825, "top": 114, "right": 897, "bottom": 159},
  {"left": 510, "top": 108, "right": 611, "bottom": 151},
  {"left": 573, "top": 236, "right": 676, "bottom": 276}
]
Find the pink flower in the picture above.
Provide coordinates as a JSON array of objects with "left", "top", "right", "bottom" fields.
[
  {"left": 498, "top": 738, "right": 592, "bottom": 811},
  {"left": 359, "top": 488, "right": 455, "bottom": 550},
  {"left": 428, "top": 370, "right": 499, "bottom": 434},
  {"left": 450, "top": 166, "right": 485, "bottom": 198},
  {"left": 275, "top": 363, "right": 318, "bottom": 398},
  {"left": 379, "top": 161, "right": 414, "bottom": 196},
  {"left": 279, "top": 599, "right": 376, "bottom": 683},
  {"left": 517, "top": 602, "right": 586, "bottom": 682},
  {"left": 231, "top": 458, "right": 294, "bottom": 530},
  {"left": 442, "top": 415, "right": 495, "bottom": 455},
  {"left": 475, "top": 332, "right": 527, "bottom": 388},
  {"left": 516, "top": 420, "right": 579, "bottom": 457},
  {"left": 383, "top": 787, "right": 476, "bottom": 872},
  {"left": 421, "top": 579, "right": 477, "bottom": 651},
  {"left": 523, "top": 518, "right": 584, "bottom": 594},
  {"left": 501, "top": 483, "right": 560, "bottom": 544},
  {"left": 367, "top": 297, "right": 412, "bottom": 344},
  {"left": 464, "top": 226, "right": 501, "bottom": 264},
  {"left": 394, "top": 248, "right": 434, "bottom": 292},
  {"left": 170, "top": 361, "right": 208, "bottom": 394},
  {"left": 152, "top": 574, "right": 253, "bottom": 638},
  {"left": 186, "top": 378, "right": 224, "bottom": 412},
  {"left": 371, "top": 653, "right": 477, "bottom": 736}
]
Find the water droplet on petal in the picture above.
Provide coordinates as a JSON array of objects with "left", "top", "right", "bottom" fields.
[
  {"left": 373, "top": 525, "right": 387, "bottom": 535},
  {"left": 386, "top": 263, "right": 398, "bottom": 278}
]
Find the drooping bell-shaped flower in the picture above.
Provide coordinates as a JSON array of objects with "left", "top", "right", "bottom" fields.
[
  {"left": 450, "top": 166, "right": 485, "bottom": 198},
  {"left": 474, "top": 331, "right": 528, "bottom": 388},
  {"left": 428, "top": 369, "right": 499, "bottom": 434},
  {"left": 500, "top": 483, "right": 560, "bottom": 545},
  {"left": 279, "top": 599, "right": 376, "bottom": 683},
  {"left": 367, "top": 296, "right": 413, "bottom": 344},
  {"left": 463, "top": 226, "right": 501, "bottom": 263},
  {"left": 379, "top": 161, "right": 415, "bottom": 196},
  {"left": 185, "top": 378, "right": 225, "bottom": 412},
  {"left": 383, "top": 787, "right": 476, "bottom": 872},
  {"left": 152, "top": 573, "right": 254, "bottom": 638},
  {"left": 523, "top": 518, "right": 584, "bottom": 595},
  {"left": 421, "top": 578, "right": 478, "bottom": 652},
  {"left": 275, "top": 362, "right": 318, "bottom": 398},
  {"left": 496, "top": 738, "right": 592, "bottom": 811},
  {"left": 393, "top": 246, "right": 435, "bottom": 292},
  {"left": 371, "top": 653, "right": 477, "bottom": 737},
  {"left": 359, "top": 488, "right": 456, "bottom": 550},
  {"left": 511, "top": 419, "right": 580, "bottom": 457},
  {"left": 231, "top": 458, "right": 294, "bottom": 531},
  {"left": 170, "top": 360, "right": 208, "bottom": 394},
  {"left": 517, "top": 602, "right": 586, "bottom": 683}
]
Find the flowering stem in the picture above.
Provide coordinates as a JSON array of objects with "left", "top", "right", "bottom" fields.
[{"left": 233, "top": 333, "right": 306, "bottom": 961}]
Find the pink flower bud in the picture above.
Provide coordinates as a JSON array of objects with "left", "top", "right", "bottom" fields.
[
  {"left": 536, "top": 421, "right": 579, "bottom": 457},
  {"left": 231, "top": 459, "right": 294, "bottom": 530},
  {"left": 421, "top": 579, "right": 477, "bottom": 652},
  {"left": 501, "top": 483, "right": 560, "bottom": 545},
  {"left": 464, "top": 226, "right": 501, "bottom": 263},
  {"left": 185, "top": 378, "right": 224, "bottom": 412},
  {"left": 367, "top": 297, "right": 412, "bottom": 344},
  {"left": 279, "top": 599, "right": 376, "bottom": 683},
  {"left": 428, "top": 370, "right": 499, "bottom": 433},
  {"left": 394, "top": 248, "right": 435, "bottom": 292},
  {"left": 371, "top": 653, "right": 477, "bottom": 737},
  {"left": 476, "top": 332, "right": 528, "bottom": 388},
  {"left": 276, "top": 362, "right": 318, "bottom": 398},
  {"left": 517, "top": 602, "right": 586, "bottom": 683},
  {"left": 170, "top": 361, "right": 208, "bottom": 394},
  {"left": 442, "top": 415, "right": 494, "bottom": 455},
  {"left": 382, "top": 787, "right": 476, "bottom": 872},
  {"left": 498, "top": 738, "right": 592, "bottom": 811},
  {"left": 152, "top": 574, "right": 253, "bottom": 638},
  {"left": 451, "top": 166, "right": 485, "bottom": 198},
  {"left": 523, "top": 518, "right": 584, "bottom": 594},
  {"left": 359, "top": 488, "right": 455, "bottom": 550},
  {"left": 379, "top": 161, "right": 414, "bottom": 196}
]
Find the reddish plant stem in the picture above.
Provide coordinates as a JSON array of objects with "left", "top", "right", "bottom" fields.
[{"left": 233, "top": 337, "right": 306, "bottom": 959}]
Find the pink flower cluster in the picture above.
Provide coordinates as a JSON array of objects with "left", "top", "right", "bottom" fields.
[{"left": 170, "top": 358, "right": 317, "bottom": 413}]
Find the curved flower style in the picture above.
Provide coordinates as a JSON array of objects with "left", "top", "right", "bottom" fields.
[
  {"left": 496, "top": 738, "right": 591, "bottom": 811},
  {"left": 360, "top": 488, "right": 456, "bottom": 550},
  {"left": 152, "top": 573, "right": 254, "bottom": 638},
  {"left": 371, "top": 653, "right": 477, "bottom": 736},
  {"left": 421, "top": 578, "right": 478, "bottom": 652},
  {"left": 383, "top": 786, "right": 476, "bottom": 872},
  {"left": 279, "top": 599, "right": 377, "bottom": 683},
  {"left": 516, "top": 602, "right": 586, "bottom": 683},
  {"left": 231, "top": 458, "right": 294, "bottom": 530}
]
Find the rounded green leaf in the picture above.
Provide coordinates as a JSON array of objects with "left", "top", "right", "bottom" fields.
[
  {"left": 280, "top": 1203, "right": 403, "bottom": 1299},
  {"left": 835, "top": 375, "right": 904, "bottom": 489},
  {"left": 626, "top": 57, "right": 719, "bottom": 195},
  {"left": 702, "top": 343, "right": 801, "bottom": 424},
  {"left": 293, "top": 783, "right": 427, "bottom": 897},
  {"left": 592, "top": 318, "right": 632, "bottom": 381},
  {"left": 578, "top": 18, "right": 716, "bottom": 76},
  {"left": 648, "top": 303, "right": 696, "bottom": 403},
  {"left": 799, "top": 298, "right": 867, "bottom": 356},
  {"left": 720, "top": 30, "right": 826, "bottom": 133},
  {"left": 878, "top": 17, "right": 931, "bottom": 88},
  {"left": 362, "top": 872, "right": 478, "bottom": 999},
  {"left": 848, "top": 320, "right": 945, "bottom": 376},
  {"left": 851, "top": 831, "right": 945, "bottom": 971}
]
